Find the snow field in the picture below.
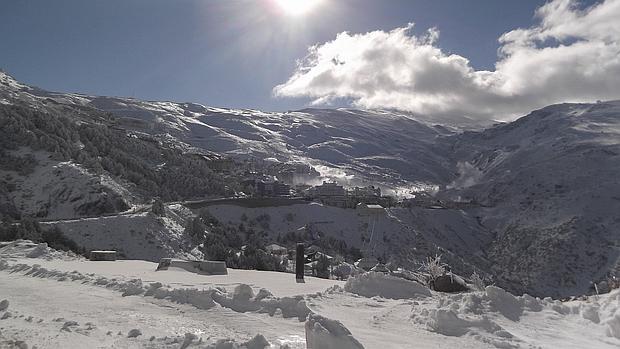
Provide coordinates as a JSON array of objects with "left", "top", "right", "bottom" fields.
[
  {"left": 2, "top": 241, "right": 620, "bottom": 348},
  {"left": 0, "top": 240, "right": 358, "bottom": 348}
]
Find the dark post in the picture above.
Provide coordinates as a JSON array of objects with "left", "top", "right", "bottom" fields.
[{"left": 296, "top": 243, "right": 305, "bottom": 283}]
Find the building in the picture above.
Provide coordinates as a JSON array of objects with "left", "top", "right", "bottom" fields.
[
  {"left": 356, "top": 203, "right": 384, "bottom": 215},
  {"left": 349, "top": 185, "right": 381, "bottom": 200},
  {"left": 355, "top": 257, "right": 379, "bottom": 271},
  {"left": 402, "top": 192, "right": 442, "bottom": 208},
  {"left": 244, "top": 178, "right": 291, "bottom": 197},
  {"left": 265, "top": 243, "right": 288, "bottom": 255},
  {"left": 346, "top": 185, "right": 383, "bottom": 208},
  {"left": 259, "top": 180, "right": 291, "bottom": 197},
  {"left": 273, "top": 163, "right": 321, "bottom": 184},
  {"left": 314, "top": 181, "right": 347, "bottom": 208}
]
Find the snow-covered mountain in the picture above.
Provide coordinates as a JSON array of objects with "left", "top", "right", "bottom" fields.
[
  {"left": 1, "top": 71, "right": 619, "bottom": 298},
  {"left": 1, "top": 71, "right": 455, "bottom": 194},
  {"left": 441, "top": 102, "right": 620, "bottom": 297}
]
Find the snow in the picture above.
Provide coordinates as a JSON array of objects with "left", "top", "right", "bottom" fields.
[
  {"left": 444, "top": 102, "right": 620, "bottom": 297},
  {"left": 0, "top": 240, "right": 343, "bottom": 307},
  {"left": 2, "top": 72, "right": 620, "bottom": 347},
  {"left": 2, "top": 242, "right": 620, "bottom": 348},
  {"left": 43, "top": 207, "right": 195, "bottom": 262},
  {"left": 77, "top": 93, "right": 456, "bottom": 191},
  {"left": 344, "top": 272, "right": 431, "bottom": 299},
  {"left": 305, "top": 313, "right": 364, "bottom": 349},
  {"left": 0, "top": 150, "right": 130, "bottom": 220},
  {"left": 3, "top": 70, "right": 619, "bottom": 299}
]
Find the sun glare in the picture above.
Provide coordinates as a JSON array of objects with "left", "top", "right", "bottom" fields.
[{"left": 274, "top": 0, "right": 324, "bottom": 16}]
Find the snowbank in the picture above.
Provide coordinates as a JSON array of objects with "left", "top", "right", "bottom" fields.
[
  {"left": 485, "top": 286, "right": 525, "bottom": 321},
  {"left": 305, "top": 313, "right": 365, "bottom": 349},
  {"left": 407, "top": 286, "right": 552, "bottom": 348},
  {"left": 577, "top": 289, "right": 620, "bottom": 340},
  {"left": 344, "top": 272, "right": 431, "bottom": 299},
  {"left": 425, "top": 308, "right": 506, "bottom": 337},
  {"left": 0, "top": 240, "right": 76, "bottom": 261},
  {"left": 0, "top": 259, "right": 317, "bottom": 321},
  {"left": 0, "top": 245, "right": 370, "bottom": 348},
  {"left": 0, "top": 249, "right": 369, "bottom": 348},
  {"left": 412, "top": 286, "right": 620, "bottom": 347}
]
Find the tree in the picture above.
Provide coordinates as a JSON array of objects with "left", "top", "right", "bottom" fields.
[
  {"left": 315, "top": 254, "right": 330, "bottom": 279},
  {"left": 151, "top": 198, "right": 165, "bottom": 216}
]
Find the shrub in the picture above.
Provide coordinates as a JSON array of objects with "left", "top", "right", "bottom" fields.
[
  {"left": 315, "top": 254, "right": 331, "bottom": 279},
  {"left": 422, "top": 254, "right": 447, "bottom": 280},
  {"left": 470, "top": 271, "right": 486, "bottom": 291}
]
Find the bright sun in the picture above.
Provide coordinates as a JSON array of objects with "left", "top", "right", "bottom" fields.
[{"left": 274, "top": 0, "right": 324, "bottom": 16}]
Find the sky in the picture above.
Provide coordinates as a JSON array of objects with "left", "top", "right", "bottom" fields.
[{"left": 1, "top": 0, "right": 618, "bottom": 123}]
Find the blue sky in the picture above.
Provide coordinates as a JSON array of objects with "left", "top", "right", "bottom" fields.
[{"left": 0, "top": 0, "right": 608, "bottom": 117}]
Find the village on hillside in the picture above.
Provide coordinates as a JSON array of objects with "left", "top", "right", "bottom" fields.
[{"left": 194, "top": 153, "right": 478, "bottom": 211}]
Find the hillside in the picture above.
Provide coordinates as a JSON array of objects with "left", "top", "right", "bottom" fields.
[
  {"left": 439, "top": 102, "right": 620, "bottom": 297},
  {"left": 1, "top": 71, "right": 619, "bottom": 298},
  {"left": 2, "top": 71, "right": 455, "bottom": 194}
]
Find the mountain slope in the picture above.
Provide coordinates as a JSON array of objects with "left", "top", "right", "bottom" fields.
[
  {"left": 443, "top": 102, "right": 620, "bottom": 297},
  {"left": 1, "top": 72, "right": 455, "bottom": 193},
  {"left": 2, "top": 71, "right": 620, "bottom": 297}
]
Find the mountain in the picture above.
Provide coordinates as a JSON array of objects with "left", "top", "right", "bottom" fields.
[
  {"left": 441, "top": 102, "right": 620, "bottom": 297},
  {"left": 1, "top": 72, "right": 456, "bottom": 194},
  {"left": 1, "top": 71, "right": 619, "bottom": 297}
]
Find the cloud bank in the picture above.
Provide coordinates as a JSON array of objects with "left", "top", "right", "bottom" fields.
[{"left": 274, "top": 0, "right": 620, "bottom": 124}]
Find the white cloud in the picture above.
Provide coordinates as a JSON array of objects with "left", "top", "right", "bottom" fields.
[{"left": 274, "top": 0, "right": 620, "bottom": 124}]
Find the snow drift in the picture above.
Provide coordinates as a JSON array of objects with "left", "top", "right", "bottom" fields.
[
  {"left": 305, "top": 313, "right": 365, "bottom": 349},
  {"left": 344, "top": 272, "right": 431, "bottom": 299}
]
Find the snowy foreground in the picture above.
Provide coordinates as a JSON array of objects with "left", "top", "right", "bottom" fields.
[{"left": 1, "top": 241, "right": 619, "bottom": 349}]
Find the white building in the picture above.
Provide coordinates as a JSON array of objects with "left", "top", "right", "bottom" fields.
[
  {"left": 356, "top": 203, "right": 384, "bottom": 215},
  {"left": 265, "top": 243, "right": 288, "bottom": 255}
]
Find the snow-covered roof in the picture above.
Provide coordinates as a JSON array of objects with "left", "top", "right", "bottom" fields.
[
  {"left": 356, "top": 203, "right": 384, "bottom": 209},
  {"left": 265, "top": 243, "right": 287, "bottom": 251}
]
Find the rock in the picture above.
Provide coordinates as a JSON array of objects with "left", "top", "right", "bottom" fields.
[
  {"left": 243, "top": 334, "right": 270, "bottom": 349},
  {"left": 595, "top": 280, "right": 610, "bottom": 294},
  {"left": 0, "top": 299, "right": 8, "bottom": 311},
  {"left": 180, "top": 333, "right": 198, "bottom": 349},
  {"left": 127, "top": 329, "right": 142, "bottom": 338},
  {"left": 232, "top": 284, "right": 254, "bottom": 302},
  {"left": 432, "top": 274, "right": 469, "bottom": 293}
]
